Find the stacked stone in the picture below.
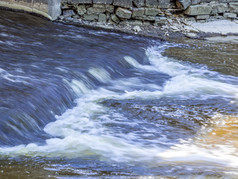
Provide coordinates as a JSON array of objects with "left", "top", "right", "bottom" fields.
[
  {"left": 61, "top": 0, "right": 171, "bottom": 26},
  {"left": 61, "top": 0, "right": 238, "bottom": 24},
  {"left": 177, "top": 0, "right": 238, "bottom": 20}
]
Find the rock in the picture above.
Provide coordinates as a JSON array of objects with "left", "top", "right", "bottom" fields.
[
  {"left": 191, "top": 0, "right": 201, "bottom": 5},
  {"left": 145, "top": 0, "right": 158, "bottom": 8},
  {"left": 132, "top": 8, "right": 145, "bottom": 18},
  {"left": 133, "top": 25, "right": 142, "bottom": 32},
  {"left": 76, "top": 5, "right": 87, "bottom": 15},
  {"left": 113, "top": 0, "right": 132, "bottom": 8},
  {"left": 142, "top": 15, "right": 156, "bottom": 21},
  {"left": 61, "top": 3, "right": 70, "bottom": 10},
  {"left": 129, "top": 20, "right": 143, "bottom": 25},
  {"left": 83, "top": 14, "right": 98, "bottom": 21},
  {"left": 87, "top": 5, "right": 106, "bottom": 14},
  {"left": 116, "top": 7, "right": 132, "bottom": 19},
  {"left": 93, "top": 0, "right": 113, "bottom": 4},
  {"left": 63, "top": 10, "right": 75, "bottom": 17},
  {"left": 223, "top": 13, "right": 237, "bottom": 19},
  {"left": 211, "top": 3, "right": 228, "bottom": 15},
  {"left": 185, "top": 32, "right": 197, "bottom": 38},
  {"left": 120, "top": 20, "right": 143, "bottom": 26},
  {"left": 133, "top": 0, "right": 145, "bottom": 8},
  {"left": 105, "top": 5, "right": 114, "bottom": 13},
  {"left": 229, "top": 3, "right": 238, "bottom": 13},
  {"left": 186, "top": 17, "right": 196, "bottom": 21},
  {"left": 143, "top": 21, "right": 151, "bottom": 26},
  {"left": 145, "top": 8, "right": 162, "bottom": 16},
  {"left": 196, "top": 15, "right": 209, "bottom": 20},
  {"left": 111, "top": 14, "right": 120, "bottom": 23},
  {"left": 158, "top": 0, "right": 171, "bottom": 8},
  {"left": 154, "top": 17, "right": 167, "bottom": 26},
  {"left": 68, "top": 0, "right": 92, "bottom": 4},
  {"left": 176, "top": 0, "right": 191, "bottom": 10},
  {"left": 98, "top": 13, "right": 107, "bottom": 22},
  {"left": 185, "top": 4, "right": 212, "bottom": 16}
]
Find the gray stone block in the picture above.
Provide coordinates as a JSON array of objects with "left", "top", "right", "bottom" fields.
[
  {"left": 98, "top": 13, "right": 107, "bottom": 22},
  {"left": 145, "top": 0, "right": 158, "bottom": 8},
  {"left": 105, "top": 5, "right": 114, "bottom": 13},
  {"left": 68, "top": 0, "right": 92, "bottom": 4},
  {"left": 132, "top": 8, "right": 145, "bottom": 18},
  {"left": 230, "top": 2, "right": 238, "bottom": 13},
  {"left": 176, "top": 0, "right": 191, "bottom": 10},
  {"left": 133, "top": 0, "right": 145, "bottom": 8},
  {"left": 223, "top": 12, "right": 237, "bottom": 19},
  {"left": 93, "top": 0, "right": 113, "bottom": 4},
  {"left": 145, "top": 8, "right": 162, "bottom": 16},
  {"left": 211, "top": 3, "right": 228, "bottom": 15},
  {"left": 196, "top": 14, "right": 209, "bottom": 20},
  {"left": 116, "top": 7, "right": 132, "bottom": 19},
  {"left": 120, "top": 20, "right": 143, "bottom": 25},
  {"left": 113, "top": 0, "right": 132, "bottom": 8},
  {"left": 87, "top": 6, "right": 106, "bottom": 14},
  {"left": 83, "top": 14, "right": 99, "bottom": 21},
  {"left": 111, "top": 14, "right": 120, "bottom": 23},
  {"left": 154, "top": 16, "right": 167, "bottom": 26},
  {"left": 185, "top": 4, "right": 212, "bottom": 15},
  {"left": 158, "top": 0, "right": 171, "bottom": 8},
  {"left": 63, "top": 9, "right": 75, "bottom": 17},
  {"left": 191, "top": 0, "right": 201, "bottom": 5},
  {"left": 76, "top": 5, "right": 87, "bottom": 15},
  {"left": 143, "top": 15, "right": 156, "bottom": 21}
]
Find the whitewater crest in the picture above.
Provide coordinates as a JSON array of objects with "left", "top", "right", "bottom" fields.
[{"left": 0, "top": 44, "right": 238, "bottom": 174}]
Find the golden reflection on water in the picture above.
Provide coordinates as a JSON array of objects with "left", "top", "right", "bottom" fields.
[{"left": 201, "top": 115, "right": 238, "bottom": 149}]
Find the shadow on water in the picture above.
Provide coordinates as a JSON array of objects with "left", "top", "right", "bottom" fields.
[{"left": 0, "top": 10, "right": 238, "bottom": 178}]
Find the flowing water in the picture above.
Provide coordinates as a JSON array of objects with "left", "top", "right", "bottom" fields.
[{"left": 0, "top": 10, "right": 238, "bottom": 178}]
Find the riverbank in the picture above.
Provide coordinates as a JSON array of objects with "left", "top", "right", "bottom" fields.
[
  {"left": 56, "top": 16, "right": 238, "bottom": 42},
  {"left": 56, "top": 0, "right": 238, "bottom": 42}
]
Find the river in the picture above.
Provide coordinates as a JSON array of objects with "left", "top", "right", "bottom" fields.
[{"left": 0, "top": 10, "right": 238, "bottom": 178}]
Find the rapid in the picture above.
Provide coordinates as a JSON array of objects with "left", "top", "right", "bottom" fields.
[{"left": 0, "top": 10, "right": 238, "bottom": 178}]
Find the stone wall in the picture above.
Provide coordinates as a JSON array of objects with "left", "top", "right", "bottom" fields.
[
  {"left": 61, "top": 0, "right": 238, "bottom": 26},
  {"left": 0, "top": 0, "right": 61, "bottom": 20}
]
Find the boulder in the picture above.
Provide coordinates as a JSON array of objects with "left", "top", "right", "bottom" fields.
[
  {"left": 145, "top": 0, "right": 158, "bottom": 8},
  {"left": 113, "top": 0, "right": 132, "bottom": 8},
  {"left": 116, "top": 7, "right": 132, "bottom": 19},
  {"left": 185, "top": 4, "right": 212, "bottom": 16}
]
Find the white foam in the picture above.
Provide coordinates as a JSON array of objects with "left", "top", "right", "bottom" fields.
[
  {"left": 0, "top": 43, "right": 238, "bottom": 172},
  {"left": 88, "top": 67, "right": 111, "bottom": 83}
]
